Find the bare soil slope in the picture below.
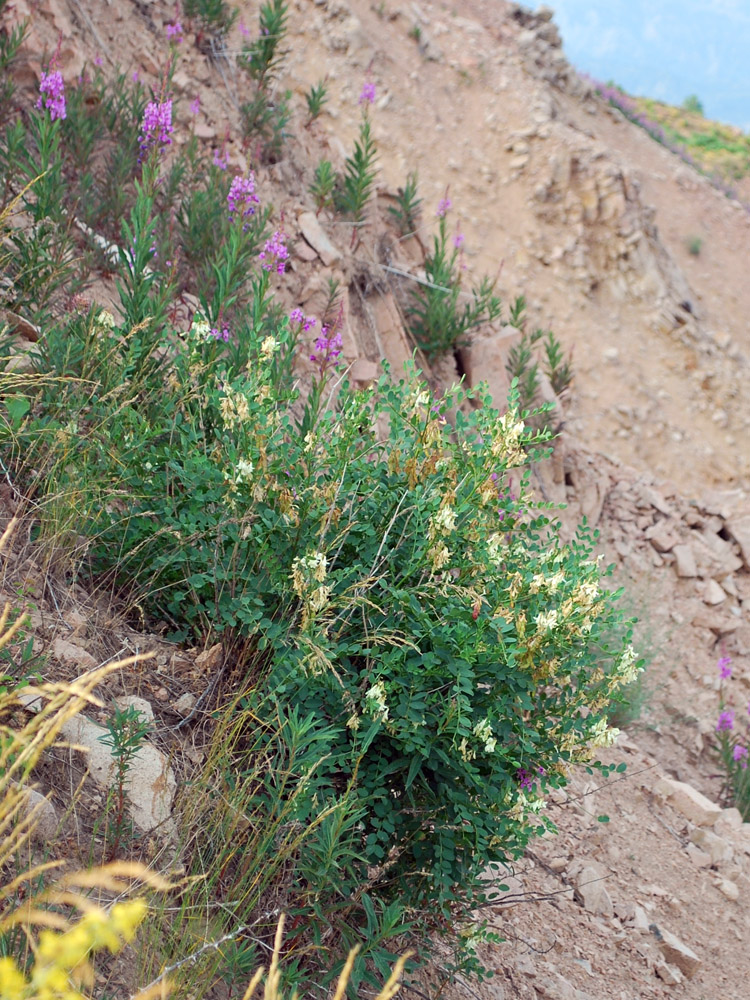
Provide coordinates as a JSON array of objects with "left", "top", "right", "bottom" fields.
[{"left": 5, "top": 0, "right": 750, "bottom": 997}]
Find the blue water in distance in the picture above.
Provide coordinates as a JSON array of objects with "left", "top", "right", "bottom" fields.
[{"left": 526, "top": 0, "right": 750, "bottom": 129}]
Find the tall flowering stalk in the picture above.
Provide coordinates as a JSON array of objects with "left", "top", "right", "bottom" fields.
[
  {"left": 36, "top": 68, "right": 66, "bottom": 121},
  {"left": 258, "top": 230, "right": 288, "bottom": 274},
  {"left": 309, "top": 326, "right": 342, "bottom": 374},
  {"left": 714, "top": 653, "right": 750, "bottom": 819},
  {"left": 138, "top": 99, "right": 173, "bottom": 162},
  {"left": 227, "top": 173, "right": 260, "bottom": 224}
]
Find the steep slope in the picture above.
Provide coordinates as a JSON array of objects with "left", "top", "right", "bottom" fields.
[{"left": 5, "top": 0, "right": 750, "bottom": 998}]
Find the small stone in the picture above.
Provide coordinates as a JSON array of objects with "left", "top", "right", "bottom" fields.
[
  {"left": 515, "top": 954, "right": 536, "bottom": 977},
  {"left": 194, "top": 121, "right": 216, "bottom": 140},
  {"left": 114, "top": 695, "right": 155, "bottom": 723},
  {"left": 572, "top": 862, "right": 614, "bottom": 916},
  {"left": 52, "top": 638, "right": 97, "bottom": 672},
  {"left": 691, "top": 609, "right": 741, "bottom": 635},
  {"left": 689, "top": 827, "right": 733, "bottom": 863},
  {"left": 645, "top": 521, "right": 679, "bottom": 552},
  {"left": 656, "top": 927, "right": 702, "bottom": 979},
  {"left": 685, "top": 843, "right": 712, "bottom": 867},
  {"left": 702, "top": 579, "right": 726, "bottom": 605},
  {"left": 195, "top": 643, "right": 223, "bottom": 671},
  {"left": 613, "top": 899, "right": 635, "bottom": 921},
  {"left": 714, "top": 808, "right": 743, "bottom": 838},
  {"left": 294, "top": 240, "right": 318, "bottom": 262},
  {"left": 653, "top": 777, "right": 721, "bottom": 826},
  {"left": 655, "top": 961, "right": 683, "bottom": 986},
  {"left": 631, "top": 905, "right": 651, "bottom": 932},
  {"left": 298, "top": 211, "right": 341, "bottom": 266},
  {"left": 64, "top": 609, "right": 88, "bottom": 637},
  {"left": 173, "top": 692, "right": 197, "bottom": 717},
  {"left": 1, "top": 307, "right": 40, "bottom": 342},
  {"left": 715, "top": 877, "right": 739, "bottom": 901},
  {"left": 726, "top": 515, "right": 750, "bottom": 569},
  {"left": 349, "top": 359, "right": 378, "bottom": 385},
  {"left": 17, "top": 786, "right": 59, "bottom": 842},
  {"left": 672, "top": 543, "right": 698, "bottom": 577}
]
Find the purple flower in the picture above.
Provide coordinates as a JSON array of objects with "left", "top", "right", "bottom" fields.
[
  {"left": 132, "top": 70, "right": 140, "bottom": 83},
  {"left": 36, "top": 69, "right": 66, "bottom": 121},
  {"left": 190, "top": 96, "right": 201, "bottom": 116},
  {"left": 166, "top": 21, "right": 183, "bottom": 42},
  {"left": 717, "top": 710, "right": 735, "bottom": 732},
  {"left": 718, "top": 656, "right": 732, "bottom": 679},
  {"left": 453, "top": 232, "right": 465, "bottom": 249},
  {"left": 515, "top": 768, "right": 534, "bottom": 791},
  {"left": 213, "top": 149, "right": 229, "bottom": 171},
  {"left": 210, "top": 324, "right": 230, "bottom": 342},
  {"left": 139, "top": 99, "right": 173, "bottom": 160},
  {"left": 732, "top": 745, "right": 749, "bottom": 769},
  {"left": 359, "top": 81, "right": 376, "bottom": 105},
  {"left": 94, "top": 55, "right": 103, "bottom": 67},
  {"left": 436, "top": 197, "right": 452, "bottom": 218},
  {"left": 259, "top": 231, "right": 289, "bottom": 275},
  {"left": 239, "top": 20, "right": 250, "bottom": 37},
  {"left": 227, "top": 173, "right": 260, "bottom": 221},
  {"left": 310, "top": 326, "right": 343, "bottom": 372},
  {"left": 290, "top": 309, "right": 317, "bottom": 331}
]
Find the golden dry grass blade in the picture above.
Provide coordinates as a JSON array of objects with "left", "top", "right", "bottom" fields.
[
  {"left": 1, "top": 903, "right": 70, "bottom": 932},
  {"left": 0, "top": 862, "right": 66, "bottom": 918},
  {"left": 0, "top": 516, "right": 16, "bottom": 555},
  {"left": 264, "top": 914, "right": 286, "bottom": 1000},
  {"left": 129, "top": 979, "right": 173, "bottom": 1000},
  {"left": 61, "top": 862, "right": 173, "bottom": 893},
  {"left": 0, "top": 608, "right": 29, "bottom": 651},
  {"left": 374, "top": 951, "right": 413, "bottom": 1000},
  {"left": 331, "top": 946, "right": 361, "bottom": 1000},
  {"left": 0, "top": 175, "right": 45, "bottom": 228},
  {"left": 240, "top": 967, "right": 265, "bottom": 1000}
]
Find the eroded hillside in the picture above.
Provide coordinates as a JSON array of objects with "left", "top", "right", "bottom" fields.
[{"left": 4, "top": 1, "right": 750, "bottom": 998}]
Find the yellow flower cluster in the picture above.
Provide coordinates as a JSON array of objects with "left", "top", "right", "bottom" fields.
[
  {"left": 94, "top": 310, "right": 116, "bottom": 331},
  {"left": 427, "top": 502, "right": 456, "bottom": 571},
  {"left": 219, "top": 385, "right": 251, "bottom": 428},
  {"left": 0, "top": 900, "right": 146, "bottom": 1000},
  {"left": 490, "top": 409, "right": 526, "bottom": 467},
  {"left": 472, "top": 718, "right": 497, "bottom": 754},
  {"left": 259, "top": 335, "right": 279, "bottom": 359},
  {"left": 588, "top": 716, "right": 620, "bottom": 747},
  {"left": 364, "top": 680, "right": 389, "bottom": 723},
  {"left": 291, "top": 551, "right": 331, "bottom": 622}
]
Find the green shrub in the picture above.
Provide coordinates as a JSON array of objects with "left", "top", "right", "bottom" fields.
[
  {"left": 310, "top": 159, "right": 336, "bottom": 212},
  {"left": 239, "top": 0, "right": 289, "bottom": 89},
  {"left": 387, "top": 170, "right": 422, "bottom": 237},
  {"left": 682, "top": 94, "right": 704, "bottom": 116},
  {"left": 7, "top": 256, "right": 635, "bottom": 929},
  {"left": 407, "top": 200, "right": 501, "bottom": 356},
  {"left": 305, "top": 79, "right": 329, "bottom": 123},
  {"left": 1, "top": 47, "right": 638, "bottom": 988},
  {"left": 183, "top": 0, "right": 238, "bottom": 44},
  {"left": 335, "top": 116, "right": 378, "bottom": 223}
]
